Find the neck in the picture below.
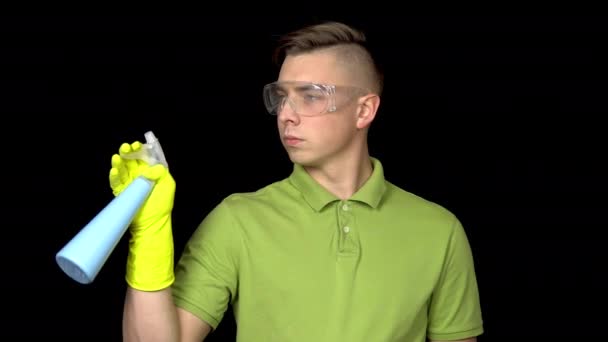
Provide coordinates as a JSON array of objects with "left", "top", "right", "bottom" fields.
[{"left": 304, "top": 146, "right": 373, "bottom": 200}]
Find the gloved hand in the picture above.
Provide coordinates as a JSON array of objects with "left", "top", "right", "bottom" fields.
[{"left": 109, "top": 141, "right": 176, "bottom": 291}]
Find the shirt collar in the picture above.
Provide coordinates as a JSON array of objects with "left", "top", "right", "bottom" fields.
[{"left": 288, "top": 157, "right": 387, "bottom": 212}]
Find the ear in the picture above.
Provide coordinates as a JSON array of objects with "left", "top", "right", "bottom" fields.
[{"left": 356, "top": 94, "right": 381, "bottom": 129}]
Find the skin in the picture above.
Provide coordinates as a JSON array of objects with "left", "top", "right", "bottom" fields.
[{"left": 276, "top": 48, "right": 380, "bottom": 200}]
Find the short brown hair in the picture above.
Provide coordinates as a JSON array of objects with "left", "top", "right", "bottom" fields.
[{"left": 272, "top": 21, "right": 384, "bottom": 95}]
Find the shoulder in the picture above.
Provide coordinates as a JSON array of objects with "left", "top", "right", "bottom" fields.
[
  {"left": 384, "top": 181, "right": 457, "bottom": 221},
  {"left": 382, "top": 181, "right": 464, "bottom": 245},
  {"left": 211, "top": 178, "right": 297, "bottom": 215},
  {"left": 382, "top": 181, "right": 476, "bottom": 261},
  {"left": 188, "top": 180, "right": 292, "bottom": 241}
]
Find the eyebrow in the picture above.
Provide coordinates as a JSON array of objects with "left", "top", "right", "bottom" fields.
[{"left": 277, "top": 83, "right": 322, "bottom": 93}]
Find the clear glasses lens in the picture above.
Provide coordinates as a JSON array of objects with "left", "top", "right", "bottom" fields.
[{"left": 263, "top": 82, "right": 331, "bottom": 116}]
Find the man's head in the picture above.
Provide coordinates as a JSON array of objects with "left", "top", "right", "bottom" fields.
[
  {"left": 265, "top": 21, "right": 383, "bottom": 168},
  {"left": 272, "top": 21, "right": 383, "bottom": 96}
]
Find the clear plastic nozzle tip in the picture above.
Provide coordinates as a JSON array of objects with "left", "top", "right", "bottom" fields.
[{"left": 120, "top": 131, "right": 169, "bottom": 168}]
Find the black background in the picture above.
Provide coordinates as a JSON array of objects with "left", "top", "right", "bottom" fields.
[{"left": 3, "top": 14, "right": 606, "bottom": 340}]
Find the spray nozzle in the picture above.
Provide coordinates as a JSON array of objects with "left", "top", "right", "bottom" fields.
[{"left": 119, "top": 131, "right": 169, "bottom": 168}]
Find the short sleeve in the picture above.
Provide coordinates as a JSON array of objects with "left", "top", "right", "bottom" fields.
[
  {"left": 171, "top": 200, "right": 241, "bottom": 329},
  {"left": 427, "top": 216, "right": 484, "bottom": 340}
]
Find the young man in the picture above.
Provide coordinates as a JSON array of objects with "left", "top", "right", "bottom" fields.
[{"left": 113, "top": 21, "right": 484, "bottom": 342}]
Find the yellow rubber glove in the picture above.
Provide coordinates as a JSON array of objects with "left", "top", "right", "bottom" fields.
[{"left": 109, "top": 141, "right": 176, "bottom": 291}]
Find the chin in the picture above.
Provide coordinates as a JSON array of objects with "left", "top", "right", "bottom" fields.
[{"left": 285, "top": 151, "right": 322, "bottom": 168}]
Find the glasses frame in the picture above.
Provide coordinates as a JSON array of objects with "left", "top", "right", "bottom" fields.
[{"left": 263, "top": 80, "right": 371, "bottom": 117}]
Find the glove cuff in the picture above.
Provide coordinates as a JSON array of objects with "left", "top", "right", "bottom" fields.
[{"left": 125, "top": 215, "right": 175, "bottom": 291}]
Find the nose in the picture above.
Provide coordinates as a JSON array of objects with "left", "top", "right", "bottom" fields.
[{"left": 277, "top": 98, "right": 300, "bottom": 124}]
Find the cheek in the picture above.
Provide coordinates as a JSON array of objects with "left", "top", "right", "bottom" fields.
[
  {"left": 315, "top": 117, "right": 354, "bottom": 144},
  {"left": 277, "top": 118, "right": 288, "bottom": 134}
]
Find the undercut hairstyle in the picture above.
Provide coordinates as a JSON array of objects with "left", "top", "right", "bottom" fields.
[{"left": 272, "top": 21, "right": 384, "bottom": 95}]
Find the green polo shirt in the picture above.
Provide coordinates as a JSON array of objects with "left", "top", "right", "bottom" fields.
[{"left": 171, "top": 157, "right": 483, "bottom": 341}]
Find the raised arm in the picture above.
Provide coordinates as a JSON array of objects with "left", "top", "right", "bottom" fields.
[{"left": 109, "top": 141, "right": 212, "bottom": 341}]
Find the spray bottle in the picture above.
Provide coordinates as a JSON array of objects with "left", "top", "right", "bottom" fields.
[{"left": 56, "top": 131, "right": 169, "bottom": 284}]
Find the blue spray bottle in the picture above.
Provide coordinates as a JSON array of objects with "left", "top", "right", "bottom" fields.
[{"left": 56, "top": 131, "right": 169, "bottom": 284}]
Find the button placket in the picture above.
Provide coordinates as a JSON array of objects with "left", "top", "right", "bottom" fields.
[{"left": 337, "top": 201, "right": 358, "bottom": 255}]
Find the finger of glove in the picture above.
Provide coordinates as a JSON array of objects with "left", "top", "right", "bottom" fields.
[
  {"left": 119, "top": 142, "right": 138, "bottom": 178},
  {"left": 123, "top": 141, "right": 143, "bottom": 178},
  {"left": 113, "top": 148, "right": 132, "bottom": 185},
  {"left": 109, "top": 167, "right": 123, "bottom": 194},
  {"left": 142, "top": 164, "right": 167, "bottom": 181},
  {"left": 109, "top": 153, "right": 128, "bottom": 186}
]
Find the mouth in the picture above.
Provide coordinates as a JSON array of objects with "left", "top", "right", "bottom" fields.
[{"left": 283, "top": 135, "right": 303, "bottom": 146}]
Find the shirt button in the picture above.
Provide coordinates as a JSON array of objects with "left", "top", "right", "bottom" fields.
[
  {"left": 343, "top": 226, "right": 350, "bottom": 233},
  {"left": 342, "top": 203, "right": 350, "bottom": 211}
]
